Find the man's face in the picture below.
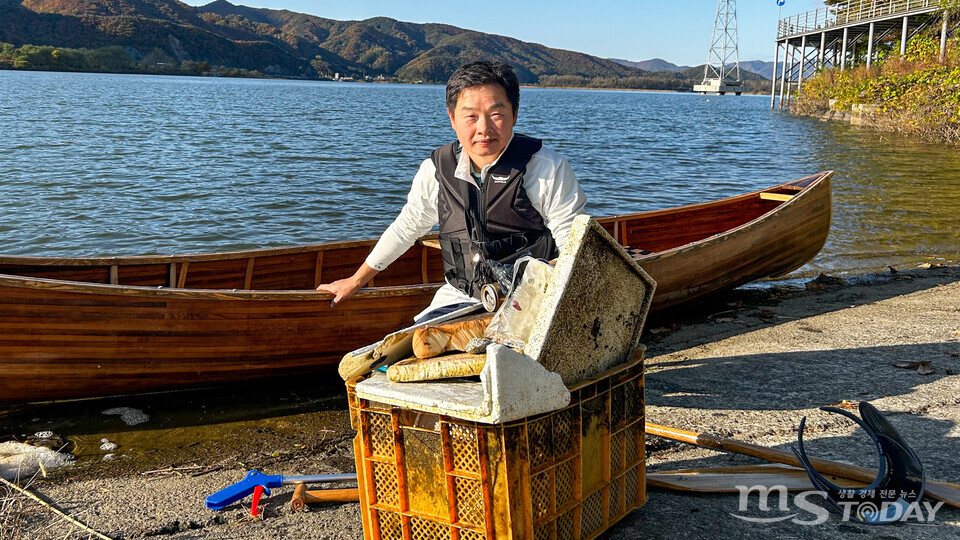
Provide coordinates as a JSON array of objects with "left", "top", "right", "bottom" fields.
[{"left": 447, "top": 84, "right": 517, "bottom": 170}]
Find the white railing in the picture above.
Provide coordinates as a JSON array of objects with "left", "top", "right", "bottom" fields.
[{"left": 777, "top": 0, "right": 940, "bottom": 38}]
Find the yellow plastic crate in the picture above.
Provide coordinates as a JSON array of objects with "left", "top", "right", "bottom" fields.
[{"left": 347, "top": 356, "right": 645, "bottom": 540}]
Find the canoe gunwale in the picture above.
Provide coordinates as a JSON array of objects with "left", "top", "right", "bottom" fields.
[
  {"left": 0, "top": 273, "right": 440, "bottom": 300},
  {"left": 0, "top": 236, "right": 441, "bottom": 267}
]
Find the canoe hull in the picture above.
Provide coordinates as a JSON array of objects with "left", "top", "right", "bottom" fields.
[
  {"left": 0, "top": 173, "right": 832, "bottom": 403},
  {"left": 0, "top": 283, "right": 436, "bottom": 403},
  {"left": 631, "top": 173, "right": 831, "bottom": 310}
]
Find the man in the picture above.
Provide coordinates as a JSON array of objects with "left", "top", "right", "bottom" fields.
[{"left": 317, "top": 61, "right": 586, "bottom": 320}]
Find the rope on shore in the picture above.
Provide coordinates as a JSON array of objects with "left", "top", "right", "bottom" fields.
[{"left": 0, "top": 476, "right": 114, "bottom": 540}]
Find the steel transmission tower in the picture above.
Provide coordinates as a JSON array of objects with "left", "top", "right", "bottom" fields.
[{"left": 694, "top": 0, "right": 742, "bottom": 95}]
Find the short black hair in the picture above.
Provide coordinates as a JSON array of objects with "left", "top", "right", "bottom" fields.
[{"left": 445, "top": 61, "right": 520, "bottom": 114}]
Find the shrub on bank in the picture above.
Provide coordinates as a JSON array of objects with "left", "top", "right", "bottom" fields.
[{"left": 797, "top": 35, "right": 960, "bottom": 142}]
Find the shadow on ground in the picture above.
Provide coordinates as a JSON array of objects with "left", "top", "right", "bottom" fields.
[{"left": 647, "top": 343, "right": 960, "bottom": 411}]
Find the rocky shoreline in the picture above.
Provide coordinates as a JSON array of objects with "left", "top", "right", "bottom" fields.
[
  {"left": 792, "top": 99, "right": 884, "bottom": 128},
  {"left": 3, "top": 265, "right": 960, "bottom": 539}
]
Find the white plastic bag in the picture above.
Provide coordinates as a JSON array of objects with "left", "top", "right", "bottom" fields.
[{"left": 484, "top": 257, "right": 553, "bottom": 349}]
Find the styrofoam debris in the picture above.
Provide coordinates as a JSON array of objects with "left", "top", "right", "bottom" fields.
[
  {"left": 356, "top": 344, "right": 570, "bottom": 424},
  {"left": 102, "top": 454, "right": 115, "bottom": 461},
  {"left": 33, "top": 431, "right": 54, "bottom": 439},
  {"left": 99, "top": 438, "right": 118, "bottom": 452},
  {"left": 0, "top": 442, "right": 73, "bottom": 480},
  {"left": 101, "top": 407, "right": 149, "bottom": 426}
]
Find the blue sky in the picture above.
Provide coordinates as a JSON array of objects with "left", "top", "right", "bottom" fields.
[{"left": 183, "top": 0, "right": 825, "bottom": 65}]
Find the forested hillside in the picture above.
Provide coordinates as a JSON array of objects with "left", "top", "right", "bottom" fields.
[{"left": 0, "top": 0, "right": 646, "bottom": 81}]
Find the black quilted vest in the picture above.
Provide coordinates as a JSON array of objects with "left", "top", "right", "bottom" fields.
[{"left": 432, "top": 134, "right": 557, "bottom": 299}]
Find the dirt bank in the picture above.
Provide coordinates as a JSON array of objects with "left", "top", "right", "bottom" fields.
[{"left": 3, "top": 265, "right": 959, "bottom": 539}]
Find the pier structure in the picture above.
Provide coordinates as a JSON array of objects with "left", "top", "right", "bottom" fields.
[{"left": 772, "top": 0, "right": 950, "bottom": 109}]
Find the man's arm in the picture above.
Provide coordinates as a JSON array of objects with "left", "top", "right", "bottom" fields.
[
  {"left": 525, "top": 149, "right": 588, "bottom": 250},
  {"left": 316, "top": 159, "right": 440, "bottom": 306}
]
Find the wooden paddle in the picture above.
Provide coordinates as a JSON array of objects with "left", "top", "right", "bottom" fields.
[
  {"left": 645, "top": 422, "right": 960, "bottom": 508},
  {"left": 647, "top": 464, "right": 867, "bottom": 492}
]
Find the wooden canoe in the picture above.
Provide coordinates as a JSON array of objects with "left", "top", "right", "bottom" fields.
[{"left": 0, "top": 172, "right": 831, "bottom": 403}]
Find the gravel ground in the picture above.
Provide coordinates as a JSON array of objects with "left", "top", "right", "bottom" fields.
[{"left": 3, "top": 265, "right": 959, "bottom": 539}]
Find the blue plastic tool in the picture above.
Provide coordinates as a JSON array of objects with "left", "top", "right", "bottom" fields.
[{"left": 205, "top": 470, "right": 358, "bottom": 510}]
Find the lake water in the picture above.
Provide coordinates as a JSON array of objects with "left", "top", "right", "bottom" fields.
[{"left": 2, "top": 70, "right": 959, "bottom": 275}]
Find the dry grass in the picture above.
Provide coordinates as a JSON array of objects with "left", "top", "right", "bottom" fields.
[
  {"left": 0, "top": 475, "right": 114, "bottom": 540},
  {"left": 0, "top": 478, "right": 38, "bottom": 540}
]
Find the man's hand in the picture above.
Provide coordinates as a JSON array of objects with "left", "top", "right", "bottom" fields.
[{"left": 316, "top": 263, "right": 379, "bottom": 307}]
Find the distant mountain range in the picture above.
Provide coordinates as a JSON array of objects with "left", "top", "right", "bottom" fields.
[
  {"left": 611, "top": 58, "right": 775, "bottom": 80},
  {"left": 610, "top": 58, "right": 691, "bottom": 72},
  {"left": 0, "top": 0, "right": 774, "bottom": 87}
]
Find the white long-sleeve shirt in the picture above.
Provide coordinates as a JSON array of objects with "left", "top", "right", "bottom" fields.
[{"left": 365, "top": 136, "right": 588, "bottom": 314}]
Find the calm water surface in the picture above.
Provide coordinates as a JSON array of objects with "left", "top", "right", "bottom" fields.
[{"left": 1, "top": 70, "right": 959, "bottom": 274}]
